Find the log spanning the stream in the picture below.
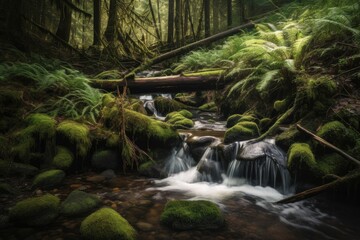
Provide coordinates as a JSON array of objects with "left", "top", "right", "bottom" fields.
[{"left": 90, "top": 73, "right": 225, "bottom": 93}]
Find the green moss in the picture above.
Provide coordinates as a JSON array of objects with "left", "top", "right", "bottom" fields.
[
  {"left": 9, "top": 194, "right": 60, "bottom": 226},
  {"left": 0, "top": 159, "right": 39, "bottom": 176},
  {"left": 183, "top": 69, "right": 225, "bottom": 77},
  {"left": 61, "top": 190, "right": 101, "bottom": 217},
  {"left": 316, "top": 121, "right": 357, "bottom": 150},
  {"left": 287, "top": 143, "right": 316, "bottom": 174},
  {"left": 128, "top": 101, "right": 147, "bottom": 115},
  {"left": 226, "top": 114, "right": 243, "bottom": 128},
  {"left": 275, "top": 125, "right": 301, "bottom": 150},
  {"left": 317, "top": 153, "right": 349, "bottom": 177},
  {"left": 106, "top": 132, "right": 120, "bottom": 148},
  {"left": 52, "top": 146, "right": 74, "bottom": 170},
  {"left": 32, "top": 169, "right": 65, "bottom": 189},
  {"left": 102, "top": 93, "right": 115, "bottom": 107},
  {"left": 199, "top": 102, "right": 217, "bottom": 111},
  {"left": 224, "top": 121, "right": 260, "bottom": 144},
  {"left": 80, "top": 208, "right": 136, "bottom": 240},
  {"left": 161, "top": 200, "right": 225, "bottom": 230},
  {"left": 57, "top": 120, "right": 91, "bottom": 157},
  {"left": 259, "top": 118, "right": 272, "bottom": 132},
  {"left": 274, "top": 99, "right": 287, "bottom": 112},
  {"left": 125, "top": 109, "right": 180, "bottom": 147},
  {"left": 154, "top": 97, "right": 188, "bottom": 115},
  {"left": 178, "top": 109, "right": 193, "bottom": 119},
  {"left": 165, "top": 112, "right": 194, "bottom": 130},
  {"left": 0, "top": 89, "right": 23, "bottom": 107},
  {"left": 238, "top": 115, "right": 259, "bottom": 124},
  {"left": 139, "top": 161, "right": 155, "bottom": 172},
  {"left": 0, "top": 182, "right": 18, "bottom": 195}
]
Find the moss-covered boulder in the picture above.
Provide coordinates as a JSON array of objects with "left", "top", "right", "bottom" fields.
[
  {"left": 166, "top": 112, "right": 194, "bottom": 130},
  {"left": 52, "top": 146, "right": 74, "bottom": 170},
  {"left": 273, "top": 99, "right": 287, "bottom": 112},
  {"left": 80, "top": 208, "right": 136, "bottom": 240},
  {"left": 199, "top": 102, "right": 217, "bottom": 112},
  {"left": 57, "top": 120, "right": 91, "bottom": 158},
  {"left": 154, "top": 97, "right": 188, "bottom": 115},
  {"left": 161, "top": 200, "right": 225, "bottom": 230},
  {"left": 9, "top": 194, "right": 60, "bottom": 226},
  {"left": 259, "top": 118, "right": 272, "bottom": 132},
  {"left": 91, "top": 150, "right": 119, "bottom": 171},
  {"left": 316, "top": 121, "right": 357, "bottom": 150},
  {"left": 275, "top": 125, "right": 302, "bottom": 150},
  {"left": 138, "top": 160, "right": 162, "bottom": 178},
  {"left": 0, "top": 160, "right": 39, "bottom": 176},
  {"left": 317, "top": 153, "right": 349, "bottom": 177},
  {"left": 226, "top": 114, "right": 242, "bottom": 128},
  {"left": 287, "top": 143, "right": 316, "bottom": 177},
  {"left": 32, "top": 169, "right": 65, "bottom": 189},
  {"left": 224, "top": 121, "right": 260, "bottom": 144},
  {"left": 61, "top": 190, "right": 101, "bottom": 217}
]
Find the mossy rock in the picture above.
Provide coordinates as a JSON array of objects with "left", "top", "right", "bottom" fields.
[
  {"left": 52, "top": 146, "right": 74, "bottom": 170},
  {"left": 9, "top": 194, "right": 60, "bottom": 226},
  {"left": 273, "top": 99, "right": 287, "bottom": 112},
  {"left": 316, "top": 121, "right": 357, "bottom": 150},
  {"left": 61, "top": 190, "right": 101, "bottom": 217},
  {"left": 32, "top": 169, "right": 65, "bottom": 189},
  {"left": 161, "top": 200, "right": 225, "bottom": 230},
  {"left": 154, "top": 97, "right": 188, "bottom": 115},
  {"left": 80, "top": 208, "right": 136, "bottom": 240},
  {"left": 287, "top": 143, "right": 316, "bottom": 178},
  {"left": 316, "top": 153, "right": 350, "bottom": 177},
  {"left": 224, "top": 121, "right": 260, "bottom": 144},
  {"left": 138, "top": 160, "right": 162, "bottom": 178},
  {"left": 57, "top": 120, "right": 91, "bottom": 158},
  {"left": 165, "top": 112, "right": 194, "bottom": 129},
  {"left": 226, "top": 114, "right": 243, "bottom": 128},
  {"left": 128, "top": 101, "right": 147, "bottom": 115},
  {"left": 0, "top": 183, "right": 18, "bottom": 195},
  {"left": 275, "top": 126, "right": 302, "bottom": 150},
  {"left": 178, "top": 109, "right": 193, "bottom": 119},
  {"left": 102, "top": 93, "right": 116, "bottom": 107},
  {"left": 259, "top": 118, "right": 272, "bottom": 132},
  {"left": 91, "top": 150, "right": 119, "bottom": 171},
  {"left": 125, "top": 109, "right": 180, "bottom": 147},
  {"left": 199, "top": 102, "right": 217, "bottom": 112},
  {"left": 0, "top": 160, "right": 39, "bottom": 176}
]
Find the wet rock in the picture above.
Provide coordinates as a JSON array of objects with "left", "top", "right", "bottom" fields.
[
  {"left": 61, "top": 190, "right": 101, "bottom": 217},
  {"left": 91, "top": 150, "right": 119, "bottom": 171},
  {"left": 86, "top": 175, "right": 106, "bottom": 183},
  {"left": 100, "top": 169, "right": 116, "bottom": 179},
  {"left": 32, "top": 170, "right": 65, "bottom": 189},
  {"left": 138, "top": 161, "right": 163, "bottom": 178},
  {"left": 80, "top": 208, "right": 136, "bottom": 240},
  {"left": 186, "top": 136, "right": 219, "bottom": 162},
  {"left": 161, "top": 200, "right": 225, "bottom": 230},
  {"left": 136, "top": 222, "right": 153, "bottom": 231},
  {"left": 9, "top": 194, "right": 60, "bottom": 226},
  {"left": 0, "top": 160, "right": 39, "bottom": 176}
]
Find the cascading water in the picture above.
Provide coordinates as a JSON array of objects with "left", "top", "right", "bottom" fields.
[{"left": 141, "top": 94, "right": 172, "bottom": 120}]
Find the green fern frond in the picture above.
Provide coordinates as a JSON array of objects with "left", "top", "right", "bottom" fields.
[
  {"left": 256, "top": 69, "right": 280, "bottom": 93},
  {"left": 293, "top": 35, "right": 312, "bottom": 69}
]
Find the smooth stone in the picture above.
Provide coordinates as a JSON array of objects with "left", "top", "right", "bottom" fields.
[{"left": 136, "top": 222, "right": 153, "bottom": 231}]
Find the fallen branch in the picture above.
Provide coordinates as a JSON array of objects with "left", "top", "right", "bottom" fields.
[
  {"left": 276, "top": 170, "right": 360, "bottom": 204},
  {"left": 296, "top": 124, "right": 360, "bottom": 166}
]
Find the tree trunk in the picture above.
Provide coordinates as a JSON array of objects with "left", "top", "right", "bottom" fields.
[
  {"left": 175, "top": 0, "right": 181, "bottom": 47},
  {"left": 167, "top": 0, "right": 175, "bottom": 44},
  {"left": 104, "top": 0, "right": 117, "bottom": 42},
  {"left": 157, "top": 0, "right": 162, "bottom": 41},
  {"left": 212, "top": 0, "right": 219, "bottom": 33},
  {"left": 7, "top": 0, "right": 25, "bottom": 50},
  {"left": 56, "top": 1, "right": 72, "bottom": 42},
  {"left": 149, "top": 0, "right": 161, "bottom": 42},
  {"left": 184, "top": 0, "right": 189, "bottom": 37},
  {"left": 227, "top": 0, "right": 232, "bottom": 28},
  {"left": 196, "top": 0, "right": 204, "bottom": 39},
  {"left": 204, "top": 0, "right": 210, "bottom": 37},
  {"left": 93, "top": 0, "right": 101, "bottom": 45}
]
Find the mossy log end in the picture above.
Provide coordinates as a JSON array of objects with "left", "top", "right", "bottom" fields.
[{"left": 91, "top": 74, "right": 225, "bottom": 93}]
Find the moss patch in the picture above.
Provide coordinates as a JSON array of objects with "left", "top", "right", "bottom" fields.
[
  {"left": 287, "top": 143, "right": 316, "bottom": 177},
  {"left": 61, "top": 190, "right": 101, "bottom": 217},
  {"left": 57, "top": 120, "right": 91, "bottom": 157},
  {"left": 224, "top": 121, "right": 260, "bottom": 143},
  {"left": 32, "top": 169, "right": 65, "bottom": 189},
  {"left": 199, "top": 102, "right": 217, "bottom": 111},
  {"left": 317, "top": 153, "right": 349, "bottom": 177},
  {"left": 275, "top": 125, "right": 302, "bottom": 150},
  {"left": 9, "top": 194, "right": 60, "bottom": 226},
  {"left": 161, "top": 200, "right": 225, "bottom": 230},
  {"left": 154, "top": 97, "right": 188, "bottom": 115},
  {"left": 316, "top": 121, "right": 357, "bottom": 150},
  {"left": 80, "top": 208, "right": 136, "bottom": 240},
  {"left": 226, "top": 114, "right": 243, "bottom": 128},
  {"left": 0, "top": 159, "right": 39, "bottom": 176},
  {"left": 274, "top": 99, "right": 287, "bottom": 112},
  {"left": 52, "top": 146, "right": 73, "bottom": 170}
]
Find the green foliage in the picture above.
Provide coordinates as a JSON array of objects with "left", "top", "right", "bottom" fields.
[
  {"left": 57, "top": 121, "right": 91, "bottom": 158},
  {"left": 161, "top": 200, "right": 224, "bottom": 230},
  {"left": 52, "top": 146, "right": 74, "bottom": 170},
  {"left": 61, "top": 190, "right": 101, "bottom": 217},
  {"left": 287, "top": 143, "right": 316, "bottom": 174},
  {"left": 80, "top": 208, "right": 136, "bottom": 240},
  {"left": 165, "top": 111, "right": 194, "bottom": 130},
  {"left": 9, "top": 194, "right": 60, "bottom": 226},
  {"left": 316, "top": 121, "right": 357, "bottom": 149},
  {"left": 32, "top": 169, "right": 65, "bottom": 189},
  {"left": 199, "top": 102, "right": 217, "bottom": 111}
]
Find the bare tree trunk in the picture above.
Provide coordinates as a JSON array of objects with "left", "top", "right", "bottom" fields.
[
  {"left": 167, "top": 0, "right": 175, "bottom": 44},
  {"left": 204, "top": 0, "right": 210, "bottom": 37},
  {"left": 212, "top": 0, "right": 219, "bottom": 33},
  {"left": 184, "top": 0, "right": 189, "bottom": 37},
  {"left": 149, "top": 0, "right": 161, "bottom": 42},
  {"left": 196, "top": 0, "right": 204, "bottom": 39},
  {"left": 227, "top": 0, "right": 232, "bottom": 28},
  {"left": 93, "top": 0, "right": 101, "bottom": 45},
  {"left": 156, "top": 0, "right": 162, "bottom": 40},
  {"left": 104, "top": 0, "right": 117, "bottom": 42},
  {"left": 175, "top": 0, "right": 181, "bottom": 47},
  {"left": 56, "top": 1, "right": 72, "bottom": 42},
  {"left": 239, "top": 0, "right": 246, "bottom": 24}
]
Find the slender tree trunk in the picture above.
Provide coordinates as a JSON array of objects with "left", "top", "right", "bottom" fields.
[
  {"left": 227, "top": 0, "right": 232, "bottom": 28},
  {"left": 196, "top": 0, "right": 204, "bottom": 39},
  {"left": 56, "top": 1, "right": 72, "bottom": 42},
  {"left": 204, "top": 0, "right": 210, "bottom": 37},
  {"left": 184, "top": 0, "right": 189, "bottom": 38},
  {"left": 156, "top": 0, "right": 162, "bottom": 41},
  {"left": 212, "top": 0, "right": 219, "bottom": 33},
  {"left": 149, "top": 0, "right": 161, "bottom": 42},
  {"left": 239, "top": 0, "right": 245, "bottom": 24},
  {"left": 93, "top": 0, "right": 101, "bottom": 45},
  {"left": 105, "top": 0, "right": 117, "bottom": 42},
  {"left": 167, "top": 0, "right": 175, "bottom": 44},
  {"left": 175, "top": 0, "right": 181, "bottom": 47}
]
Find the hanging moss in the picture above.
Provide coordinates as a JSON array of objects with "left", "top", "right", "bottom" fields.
[
  {"left": 224, "top": 121, "right": 260, "bottom": 144},
  {"left": 287, "top": 143, "right": 317, "bottom": 177},
  {"left": 9, "top": 194, "right": 60, "bottom": 226},
  {"left": 161, "top": 200, "right": 225, "bottom": 230},
  {"left": 52, "top": 146, "right": 74, "bottom": 170},
  {"left": 57, "top": 120, "right": 91, "bottom": 158},
  {"left": 80, "top": 208, "right": 136, "bottom": 240}
]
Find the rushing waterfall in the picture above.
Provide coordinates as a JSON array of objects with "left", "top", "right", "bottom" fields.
[
  {"left": 143, "top": 100, "right": 165, "bottom": 120},
  {"left": 163, "top": 140, "right": 195, "bottom": 176}
]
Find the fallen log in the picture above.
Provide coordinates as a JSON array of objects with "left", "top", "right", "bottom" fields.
[{"left": 90, "top": 74, "right": 225, "bottom": 93}]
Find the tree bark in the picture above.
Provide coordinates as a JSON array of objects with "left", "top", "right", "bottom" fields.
[
  {"left": 104, "top": 0, "right": 117, "bottom": 42},
  {"left": 204, "top": 0, "right": 210, "bottom": 37},
  {"left": 167, "top": 0, "right": 175, "bottom": 44},
  {"left": 227, "top": 0, "right": 232, "bottom": 28},
  {"left": 175, "top": 0, "right": 181, "bottom": 47},
  {"left": 93, "top": 0, "right": 101, "bottom": 45},
  {"left": 56, "top": 1, "right": 72, "bottom": 42},
  {"left": 212, "top": 0, "right": 219, "bottom": 33},
  {"left": 149, "top": 0, "right": 161, "bottom": 42}
]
